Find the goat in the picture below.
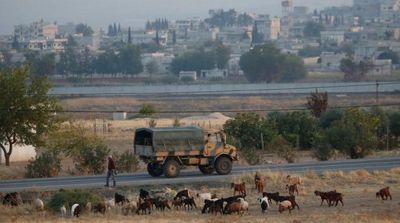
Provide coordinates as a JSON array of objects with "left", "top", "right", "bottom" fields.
[
  {"left": 3, "top": 192, "right": 21, "bottom": 206},
  {"left": 328, "top": 192, "right": 344, "bottom": 207},
  {"left": 183, "top": 197, "right": 197, "bottom": 210},
  {"left": 257, "top": 197, "right": 270, "bottom": 213},
  {"left": 105, "top": 198, "right": 115, "bottom": 209},
  {"left": 286, "top": 175, "right": 302, "bottom": 185},
  {"left": 314, "top": 190, "right": 336, "bottom": 206},
  {"left": 376, "top": 187, "right": 392, "bottom": 200},
  {"left": 269, "top": 194, "right": 299, "bottom": 210},
  {"left": 196, "top": 193, "right": 212, "bottom": 201},
  {"left": 136, "top": 199, "right": 152, "bottom": 215},
  {"left": 85, "top": 202, "right": 92, "bottom": 212},
  {"left": 139, "top": 189, "right": 150, "bottom": 200},
  {"left": 172, "top": 198, "right": 184, "bottom": 210},
  {"left": 224, "top": 200, "right": 242, "bottom": 215},
  {"left": 202, "top": 199, "right": 223, "bottom": 214},
  {"left": 71, "top": 204, "right": 81, "bottom": 217},
  {"left": 255, "top": 178, "right": 265, "bottom": 194},
  {"left": 122, "top": 201, "right": 137, "bottom": 215},
  {"left": 286, "top": 184, "right": 299, "bottom": 196},
  {"left": 238, "top": 198, "right": 249, "bottom": 213},
  {"left": 231, "top": 182, "right": 246, "bottom": 196},
  {"left": 254, "top": 172, "right": 262, "bottom": 189},
  {"left": 175, "top": 189, "right": 193, "bottom": 200},
  {"left": 60, "top": 205, "right": 67, "bottom": 217},
  {"left": 34, "top": 198, "right": 44, "bottom": 211},
  {"left": 262, "top": 192, "right": 279, "bottom": 204},
  {"left": 115, "top": 192, "right": 129, "bottom": 205},
  {"left": 93, "top": 202, "right": 107, "bottom": 214},
  {"left": 155, "top": 199, "right": 171, "bottom": 211},
  {"left": 278, "top": 200, "right": 293, "bottom": 214}
]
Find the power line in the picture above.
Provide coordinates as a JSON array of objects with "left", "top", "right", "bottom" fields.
[{"left": 49, "top": 82, "right": 400, "bottom": 96}]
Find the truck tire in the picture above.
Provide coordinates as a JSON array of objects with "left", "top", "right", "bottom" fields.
[
  {"left": 199, "top": 165, "right": 214, "bottom": 175},
  {"left": 147, "top": 162, "right": 163, "bottom": 177},
  {"left": 214, "top": 156, "right": 232, "bottom": 175},
  {"left": 163, "top": 159, "right": 180, "bottom": 178}
]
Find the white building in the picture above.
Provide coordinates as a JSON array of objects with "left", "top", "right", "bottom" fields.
[
  {"left": 321, "top": 31, "right": 345, "bottom": 45},
  {"left": 179, "top": 71, "right": 197, "bottom": 80},
  {"left": 142, "top": 52, "right": 175, "bottom": 74},
  {"left": 370, "top": 59, "right": 392, "bottom": 75}
]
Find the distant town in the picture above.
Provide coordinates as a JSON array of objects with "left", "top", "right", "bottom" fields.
[{"left": 0, "top": 0, "right": 399, "bottom": 83}]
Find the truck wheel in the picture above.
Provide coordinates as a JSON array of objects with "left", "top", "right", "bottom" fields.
[
  {"left": 163, "top": 159, "right": 180, "bottom": 178},
  {"left": 147, "top": 162, "right": 163, "bottom": 177},
  {"left": 199, "top": 165, "right": 214, "bottom": 175},
  {"left": 214, "top": 156, "right": 232, "bottom": 175}
]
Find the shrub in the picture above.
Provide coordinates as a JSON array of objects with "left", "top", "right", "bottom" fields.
[
  {"left": 73, "top": 144, "right": 110, "bottom": 175},
  {"left": 47, "top": 190, "right": 102, "bottom": 213},
  {"left": 139, "top": 104, "right": 157, "bottom": 117},
  {"left": 312, "top": 133, "right": 335, "bottom": 161},
  {"left": 270, "top": 135, "right": 296, "bottom": 163},
  {"left": 25, "top": 151, "right": 61, "bottom": 178},
  {"left": 113, "top": 150, "right": 140, "bottom": 173},
  {"left": 148, "top": 119, "right": 157, "bottom": 128},
  {"left": 173, "top": 118, "right": 181, "bottom": 127}
]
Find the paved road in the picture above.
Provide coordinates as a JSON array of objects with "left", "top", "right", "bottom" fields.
[
  {"left": 0, "top": 157, "right": 399, "bottom": 192},
  {"left": 49, "top": 82, "right": 400, "bottom": 97}
]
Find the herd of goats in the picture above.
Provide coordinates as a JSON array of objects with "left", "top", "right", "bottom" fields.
[{"left": 1, "top": 174, "right": 394, "bottom": 218}]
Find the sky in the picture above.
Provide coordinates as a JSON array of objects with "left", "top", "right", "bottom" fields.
[{"left": 0, "top": 0, "right": 352, "bottom": 35}]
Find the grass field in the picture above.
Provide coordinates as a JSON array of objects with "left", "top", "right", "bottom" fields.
[{"left": 1, "top": 168, "right": 399, "bottom": 223}]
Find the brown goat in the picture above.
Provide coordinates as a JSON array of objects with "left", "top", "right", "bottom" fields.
[
  {"left": 286, "top": 184, "right": 299, "bottom": 196},
  {"left": 224, "top": 201, "right": 242, "bottom": 215},
  {"left": 376, "top": 187, "right": 392, "bottom": 200},
  {"left": 254, "top": 172, "right": 262, "bottom": 189},
  {"left": 136, "top": 200, "right": 152, "bottom": 215},
  {"left": 172, "top": 199, "right": 183, "bottom": 210},
  {"left": 315, "top": 190, "right": 343, "bottom": 207},
  {"left": 231, "top": 182, "right": 246, "bottom": 196},
  {"left": 93, "top": 202, "right": 107, "bottom": 214},
  {"left": 255, "top": 179, "right": 265, "bottom": 194}
]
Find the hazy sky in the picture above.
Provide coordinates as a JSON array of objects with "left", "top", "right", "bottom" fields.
[{"left": 0, "top": 0, "right": 352, "bottom": 35}]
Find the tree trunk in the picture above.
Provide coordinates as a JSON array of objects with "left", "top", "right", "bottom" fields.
[
  {"left": 5, "top": 152, "right": 10, "bottom": 166},
  {"left": 0, "top": 143, "right": 13, "bottom": 166}
]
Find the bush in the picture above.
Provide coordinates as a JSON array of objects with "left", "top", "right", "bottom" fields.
[
  {"left": 270, "top": 135, "right": 296, "bottom": 163},
  {"left": 180, "top": 76, "right": 194, "bottom": 82},
  {"left": 25, "top": 151, "right": 61, "bottom": 178},
  {"left": 312, "top": 133, "right": 335, "bottom": 161},
  {"left": 47, "top": 190, "right": 102, "bottom": 212},
  {"left": 173, "top": 118, "right": 181, "bottom": 127},
  {"left": 139, "top": 104, "right": 157, "bottom": 117},
  {"left": 73, "top": 144, "right": 110, "bottom": 175},
  {"left": 148, "top": 119, "right": 157, "bottom": 128},
  {"left": 113, "top": 150, "right": 140, "bottom": 173},
  {"left": 241, "top": 148, "right": 262, "bottom": 165}
]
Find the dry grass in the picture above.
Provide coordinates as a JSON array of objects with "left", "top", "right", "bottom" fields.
[{"left": 3, "top": 168, "right": 399, "bottom": 222}]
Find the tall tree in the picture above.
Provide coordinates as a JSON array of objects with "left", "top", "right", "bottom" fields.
[
  {"left": 303, "top": 21, "right": 325, "bottom": 38},
  {"left": 75, "top": 23, "right": 94, "bottom": 37},
  {"left": 127, "top": 27, "right": 132, "bottom": 44},
  {"left": 307, "top": 90, "right": 328, "bottom": 118},
  {"left": 0, "top": 66, "right": 61, "bottom": 166}
]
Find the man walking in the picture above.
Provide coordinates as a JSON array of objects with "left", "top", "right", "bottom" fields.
[{"left": 105, "top": 155, "right": 116, "bottom": 187}]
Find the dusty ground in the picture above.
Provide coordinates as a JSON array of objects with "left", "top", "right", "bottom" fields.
[{"left": 0, "top": 168, "right": 399, "bottom": 223}]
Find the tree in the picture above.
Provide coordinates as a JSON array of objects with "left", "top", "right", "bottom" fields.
[
  {"left": 281, "top": 54, "right": 307, "bottom": 82},
  {"left": 240, "top": 43, "right": 283, "bottom": 83},
  {"left": 251, "top": 24, "right": 263, "bottom": 45},
  {"left": 306, "top": 90, "right": 328, "bottom": 118},
  {"left": 145, "top": 60, "right": 159, "bottom": 77},
  {"left": 268, "top": 111, "right": 318, "bottom": 150},
  {"left": 0, "top": 66, "right": 61, "bottom": 166},
  {"left": 340, "top": 57, "right": 373, "bottom": 81},
  {"left": 29, "top": 53, "right": 56, "bottom": 77},
  {"left": 138, "top": 104, "right": 157, "bottom": 117},
  {"left": 319, "top": 109, "right": 343, "bottom": 129},
  {"left": 389, "top": 112, "right": 400, "bottom": 138},
  {"left": 224, "top": 113, "right": 277, "bottom": 152},
  {"left": 214, "top": 42, "right": 231, "bottom": 69},
  {"left": 303, "top": 21, "right": 325, "bottom": 38},
  {"left": 46, "top": 123, "right": 110, "bottom": 174},
  {"left": 240, "top": 43, "right": 306, "bottom": 83},
  {"left": 326, "top": 108, "right": 380, "bottom": 159},
  {"left": 75, "top": 24, "right": 94, "bottom": 37},
  {"left": 377, "top": 50, "right": 399, "bottom": 64},
  {"left": 170, "top": 50, "right": 215, "bottom": 75},
  {"left": 127, "top": 27, "right": 132, "bottom": 44},
  {"left": 118, "top": 45, "right": 143, "bottom": 76},
  {"left": 312, "top": 132, "right": 335, "bottom": 161},
  {"left": 298, "top": 46, "right": 322, "bottom": 57},
  {"left": 172, "top": 30, "right": 177, "bottom": 45}
]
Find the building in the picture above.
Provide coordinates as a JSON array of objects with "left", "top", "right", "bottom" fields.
[
  {"left": 353, "top": 0, "right": 381, "bottom": 23},
  {"left": 380, "top": 0, "right": 400, "bottom": 23},
  {"left": 320, "top": 31, "right": 345, "bottom": 45},
  {"left": 319, "top": 52, "right": 346, "bottom": 71},
  {"left": 281, "top": 0, "right": 294, "bottom": 38},
  {"left": 42, "top": 24, "right": 58, "bottom": 39},
  {"left": 200, "top": 69, "right": 228, "bottom": 79},
  {"left": 370, "top": 59, "right": 392, "bottom": 75},
  {"left": 179, "top": 71, "right": 197, "bottom": 80},
  {"left": 142, "top": 52, "right": 175, "bottom": 74},
  {"left": 254, "top": 15, "right": 281, "bottom": 41}
]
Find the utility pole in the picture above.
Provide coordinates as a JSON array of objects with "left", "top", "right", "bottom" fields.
[{"left": 375, "top": 80, "right": 380, "bottom": 105}]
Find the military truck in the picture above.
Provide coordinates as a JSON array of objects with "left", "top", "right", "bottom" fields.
[{"left": 134, "top": 126, "right": 238, "bottom": 178}]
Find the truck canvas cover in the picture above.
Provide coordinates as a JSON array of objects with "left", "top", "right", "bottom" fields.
[{"left": 134, "top": 126, "right": 204, "bottom": 155}]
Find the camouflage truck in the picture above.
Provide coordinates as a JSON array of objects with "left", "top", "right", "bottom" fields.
[{"left": 134, "top": 126, "right": 238, "bottom": 178}]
